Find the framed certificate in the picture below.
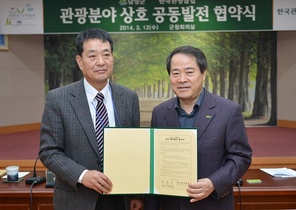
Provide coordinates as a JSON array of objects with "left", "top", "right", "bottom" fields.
[{"left": 103, "top": 127, "right": 198, "bottom": 197}]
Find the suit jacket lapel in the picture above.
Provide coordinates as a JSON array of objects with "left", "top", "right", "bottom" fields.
[
  {"left": 109, "top": 83, "right": 124, "bottom": 127},
  {"left": 164, "top": 99, "right": 179, "bottom": 127},
  {"left": 69, "top": 79, "right": 99, "bottom": 157},
  {"left": 162, "top": 92, "right": 216, "bottom": 138},
  {"left": 195, "top": 90, "right": 216, "bottom": 139}
]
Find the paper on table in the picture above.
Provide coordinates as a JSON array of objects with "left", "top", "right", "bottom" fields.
[
  {"left": 0, "top": 170, "right": 6, "bottom": 177},
  {"left": 260, "top": 167, "right": 296, "bottom": 177},
  {"left": 2, "top": 172, "right": 30, "bottom": 179}
]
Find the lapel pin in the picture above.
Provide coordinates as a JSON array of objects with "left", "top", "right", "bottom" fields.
[{"left": 206, "top": 115, "right": 212, "bottom": 119}]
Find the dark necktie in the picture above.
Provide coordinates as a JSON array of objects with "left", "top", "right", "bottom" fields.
[{"left": 95, "top": 92, "right": 109, "bottom": 171}]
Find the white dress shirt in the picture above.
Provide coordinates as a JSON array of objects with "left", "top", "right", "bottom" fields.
[{"left": 78, "top": 78, "right": 116, "bottom": 183}]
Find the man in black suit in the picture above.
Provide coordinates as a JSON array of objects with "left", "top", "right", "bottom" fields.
[{"left": 144, "top": 46, "right": 252, "bottom": 210}]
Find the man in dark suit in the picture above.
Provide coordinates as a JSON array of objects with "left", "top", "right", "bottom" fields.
[
  {"left": 39, "top": 28, "right": 141, "bottom": 210},
  {"left": 144, "top": 46, "right": 252, "bottom": 210}
]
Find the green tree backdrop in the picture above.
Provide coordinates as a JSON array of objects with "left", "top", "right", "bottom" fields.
[{"left": 44, "top": 31, "right": 276, "bottom": 125}]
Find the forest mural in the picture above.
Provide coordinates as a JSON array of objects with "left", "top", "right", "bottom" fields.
[{"left": 44, "top": 31, "right": 277, "bottom": 126}]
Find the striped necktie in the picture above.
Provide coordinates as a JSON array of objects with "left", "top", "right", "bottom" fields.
[{"left": 95, "top": 92, "right": 109, "bottom": 171}]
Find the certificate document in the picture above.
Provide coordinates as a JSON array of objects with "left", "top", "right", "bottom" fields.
[{"left": 103, "top": 128, "right": 198, "bottom": 197}]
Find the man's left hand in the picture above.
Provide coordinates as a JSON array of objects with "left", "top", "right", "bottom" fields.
[{"left": 187, "top": 178, "right": 215, "bottom": 203}]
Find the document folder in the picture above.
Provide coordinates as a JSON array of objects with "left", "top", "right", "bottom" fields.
[{"left": 103, "top": 127, "right": 198, "bottom": 197}]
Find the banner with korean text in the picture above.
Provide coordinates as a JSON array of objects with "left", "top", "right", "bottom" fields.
[
  {"left": 1, "top": 0, "right": 296, "bottom": 34},
  {"left": 43, "top": 0, "right": 273, "bottom": 34},
  {"left": 0, "top": 0, "right": 43, "bottom": 34},
  {"left": 273, "top": 0, "right": 296, "bottom": 31}
]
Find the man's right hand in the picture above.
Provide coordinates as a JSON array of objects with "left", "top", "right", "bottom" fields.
[{"left": 82, "top": 170, "right": 113, "bottom": 194}]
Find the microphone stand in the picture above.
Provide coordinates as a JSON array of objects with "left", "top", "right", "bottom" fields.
[{"left": 25, "top": 157, "right": 46, "bottom": 185}]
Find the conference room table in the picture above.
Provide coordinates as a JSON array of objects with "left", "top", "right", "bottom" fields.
[
  {"left": 1, "top": 169, "right": 296, "bottom": 210},
  {"left": 0, "top": 171, "right": 53, "bottom": 210},
  {"left": 233, "top": 168, "right": 296, "bottom": 210}
]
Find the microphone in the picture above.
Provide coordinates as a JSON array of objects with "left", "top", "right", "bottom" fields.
[
  {"left": 237, "top": 178, "right": 243, "bottom": 186},
  {"left": 25, "top": 156, "right": 46, "bottom": 185}
]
